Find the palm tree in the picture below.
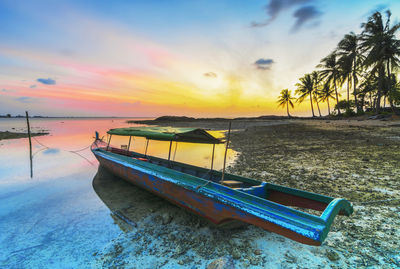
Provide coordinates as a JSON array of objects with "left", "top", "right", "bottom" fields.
[
  {"left": 296, "top": 74, "right": 315, "bottom": 117},
  {"left": 317, "top": 53, "right": 341, "bottom": 115},
  {"left": 319, "top": 83, "right": 336, "bottom": 115},
  {"left": 313, "top": 92, "right": 322, "bottom": 117},
  {"left": 387, "top": 74, "right": 400, "bottom": 112},
  {"left": 360, "top": 10, "right": 400, "bottom": 113},
  {"left": 277, "top": 89, "right": 295, "bottom": 117},
  {"left": 312, "top": 71, "right": 322, "bottom": 117},
  {"left": 336, "top": 32, "right": 362, "bottom": 112},
  {"left": 337, "top": 54, "right": 353, "bottom": 108}
]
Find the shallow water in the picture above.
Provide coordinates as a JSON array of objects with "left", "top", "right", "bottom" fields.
[{"left": 0, "top": 118, "right": 236, "bottom": 268}]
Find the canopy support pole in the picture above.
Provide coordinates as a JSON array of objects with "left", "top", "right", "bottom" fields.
[
  {"left": 144, "top": 139, "right": 149, "bottom": 156},
  {"left": 173, "top": 141, "right": 178, "bottom": 161},
  {"left": 210, "top": 143, "right": 215, "bottom": 180},
  {"left": 210, "top": 143, "right": 215, "bottom": 170},
  {"left": 127, "top": 136, "right": 132, "bottom": 154},
  {"left": 107, "top": 134, "right": 112, "bottom": 151},
  {"left": 220, "top": 121, "right": 231, "bottom": 183},
  {"left": 168, "top": 140, "right": 173, "bottom": 161}
]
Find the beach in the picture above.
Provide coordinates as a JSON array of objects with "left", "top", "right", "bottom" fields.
[
  {"left": 1, "top": 117, "right": 399, "bottom": 268},
  {"left": 91, "top": 118, "right": 400, "bottom": 268}
]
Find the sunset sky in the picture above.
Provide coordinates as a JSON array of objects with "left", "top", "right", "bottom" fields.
[{"left": 1, "top": 0, "right": 400, "bottom": 117}]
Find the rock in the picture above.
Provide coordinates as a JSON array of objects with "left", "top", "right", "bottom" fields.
[
  {"left": 161, "top": 212, "right": 173, "bottom": 225},
  {"left": 326, "top": 250, "right": 340, "bottom": 262},
  {"left": 207, "top": 256, "right": 235, "bottom": 269},
  {"left": 254, "top": 249, "right": 261, "bottom": 255},
  {"left": 175, "top": 245, "right": 186, "bottom": 255},
  {"left": 231, "top": 249, "right": 241, "bottom": 260},
  {"left": 177, "top": 260, "right": 184, "bottom": 265},
  {"left": 249, "top": 256, "right": 259, "bottom": 265}
]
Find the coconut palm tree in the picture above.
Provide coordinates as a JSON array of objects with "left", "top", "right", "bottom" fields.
[
  {"left": 312, "top": 71, "right": 322, "bottom": 117},
  {"left": 319, "top": 83, "right": 336, "bottom": 115},
  {"left": 313, "top": 92, "right": 322, "bottom": 117},
  {"left": 336, "top": 32, "right": 362, "bottom": 112},
  {"left": 337, "top": 54, "right": 353, "bottom": 108},
  {"left": 359, "top": 10, "right": 400, "bottom": 113},
  {"left": 277, "top": 89, "right": 295, "bottom": 117},
  {"left": 317, "top": 53, "right": 341, "bottom": 115},
  {"left": 296, "top": 74, "right": 315, "bottom": 117}
]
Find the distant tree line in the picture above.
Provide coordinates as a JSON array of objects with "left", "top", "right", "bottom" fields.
[{"left": 278, "top": 10, "right": 400, "bottom": 117}]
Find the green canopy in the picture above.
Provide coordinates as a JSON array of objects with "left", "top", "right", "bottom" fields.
[{"left": 107, "top": 127, "right": 222, "bottom": 144}]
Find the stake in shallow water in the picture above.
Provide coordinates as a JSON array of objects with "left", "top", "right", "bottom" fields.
[{"left": 25, "top": 111, "right": 33, "bottom": 178}]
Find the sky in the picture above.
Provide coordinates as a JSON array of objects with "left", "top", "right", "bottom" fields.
[{"left": 1, "top": 0, "right": 400, "bottom": 117}]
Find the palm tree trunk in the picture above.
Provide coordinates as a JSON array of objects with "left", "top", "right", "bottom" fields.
[
  {"left": 327, "top": 99, "right": 331, "bottom": 115},
  {"left": 309, "top": 93, "right": 315, "bottom": 117},
  {"left": 347, "top": 76, "right": 350, "bottom": 105},
  {"left": 353, "top": 58, "right": 360, "bottom": 113},
  {"left": 386, "top": 60, "right": 391, "bottom": 111},
  {"left": 316, "top": 99, "right": 322, "bottom": 117},
  {"left": 334, "top": 78, "right": 341, "bottom": 115},
  {"left": 369, "top": 93, "right": 373, "bottom": 109},
  {"left": 287, "top": 102, "right": 290, "bottom": 118},
  {"left": 376, "top": 66, "right": 385, "bottom": 113}
]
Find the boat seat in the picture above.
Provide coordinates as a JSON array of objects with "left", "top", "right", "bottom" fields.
[{"left": 220, "top": 180, "right": 243, "bottom": 188}]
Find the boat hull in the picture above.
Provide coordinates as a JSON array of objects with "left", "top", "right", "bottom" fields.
[{"left": 93, "top": 149, "right": 322, "bottom": 245}]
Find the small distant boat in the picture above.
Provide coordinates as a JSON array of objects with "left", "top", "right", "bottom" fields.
[{"left": 91, "top": 127, "right": 353, "bottom": 245}]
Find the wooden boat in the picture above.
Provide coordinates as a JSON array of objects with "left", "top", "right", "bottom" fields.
[{"left": 91, "top": 127, "right": 353, "bottom": 246}]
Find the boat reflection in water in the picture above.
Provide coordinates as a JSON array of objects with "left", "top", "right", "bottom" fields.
[{"left": 92, "top": 166, "right": 177, "bottom": 232}]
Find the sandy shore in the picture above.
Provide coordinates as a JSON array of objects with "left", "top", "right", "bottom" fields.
[{"left": 93, "top": 118, "right": 400, "bottom": 268}]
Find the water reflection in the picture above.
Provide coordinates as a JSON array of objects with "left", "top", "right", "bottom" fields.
[
  {"left": 92, "top": 167, "right": 176, "bottom": 231},
  {"left": 0, "top": 117, "right": 238, "bottom": 267}
]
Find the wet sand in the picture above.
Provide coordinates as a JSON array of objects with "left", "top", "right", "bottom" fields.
[{"left": 93, "top": 118, "right": 399, "bottom": 268}]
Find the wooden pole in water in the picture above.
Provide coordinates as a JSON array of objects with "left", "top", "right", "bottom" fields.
[
  {"left": 25, "top": 111, "right": 33, "bottom": 178},
  {"left": 168, "top": 140, "right": 173, "bottom": 161},
  {"left": 221, "top": 121, "right": 232, "bottom": 182}
]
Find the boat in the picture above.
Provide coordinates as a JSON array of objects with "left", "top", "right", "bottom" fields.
[{"left": 91, "top": 127, "right": 353, "bottom": 246}]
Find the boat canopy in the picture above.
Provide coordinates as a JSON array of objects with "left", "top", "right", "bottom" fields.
[{"left": 107, "top": 127, "right": 223, "bottom": 144}]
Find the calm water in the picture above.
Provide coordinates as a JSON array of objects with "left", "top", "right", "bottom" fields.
[{"left": 0, "top": 118, "right": 235, "bottom": 268}]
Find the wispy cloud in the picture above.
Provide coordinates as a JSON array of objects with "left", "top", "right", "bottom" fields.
[
  {"left": 30, "top": 84, "right": 37, "bottom": 88},
  {"left": 254, "top": 58, "right": 274, "bottom": 70},
  {"left": 251, "top": 0, "right": 311, "bottom": 27},
  {"left": 37, "top": 78, "right": 56, "bottom": 85},
  {"left": 203, "top": 72, "right": 217, "bottom": 78},
  {"left": 291, "top": 5, "right": 322, "bottom": 32},
  {"left": 15, "top": 96, "right": 37, "bottom": 103},
  {"left": 1, "top": 88, "right": 16, "bottom": 93}
]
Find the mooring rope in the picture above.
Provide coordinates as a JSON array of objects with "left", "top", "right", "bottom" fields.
[{"left": 31, "top": 136, "right": 94, "bottom": 165}]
